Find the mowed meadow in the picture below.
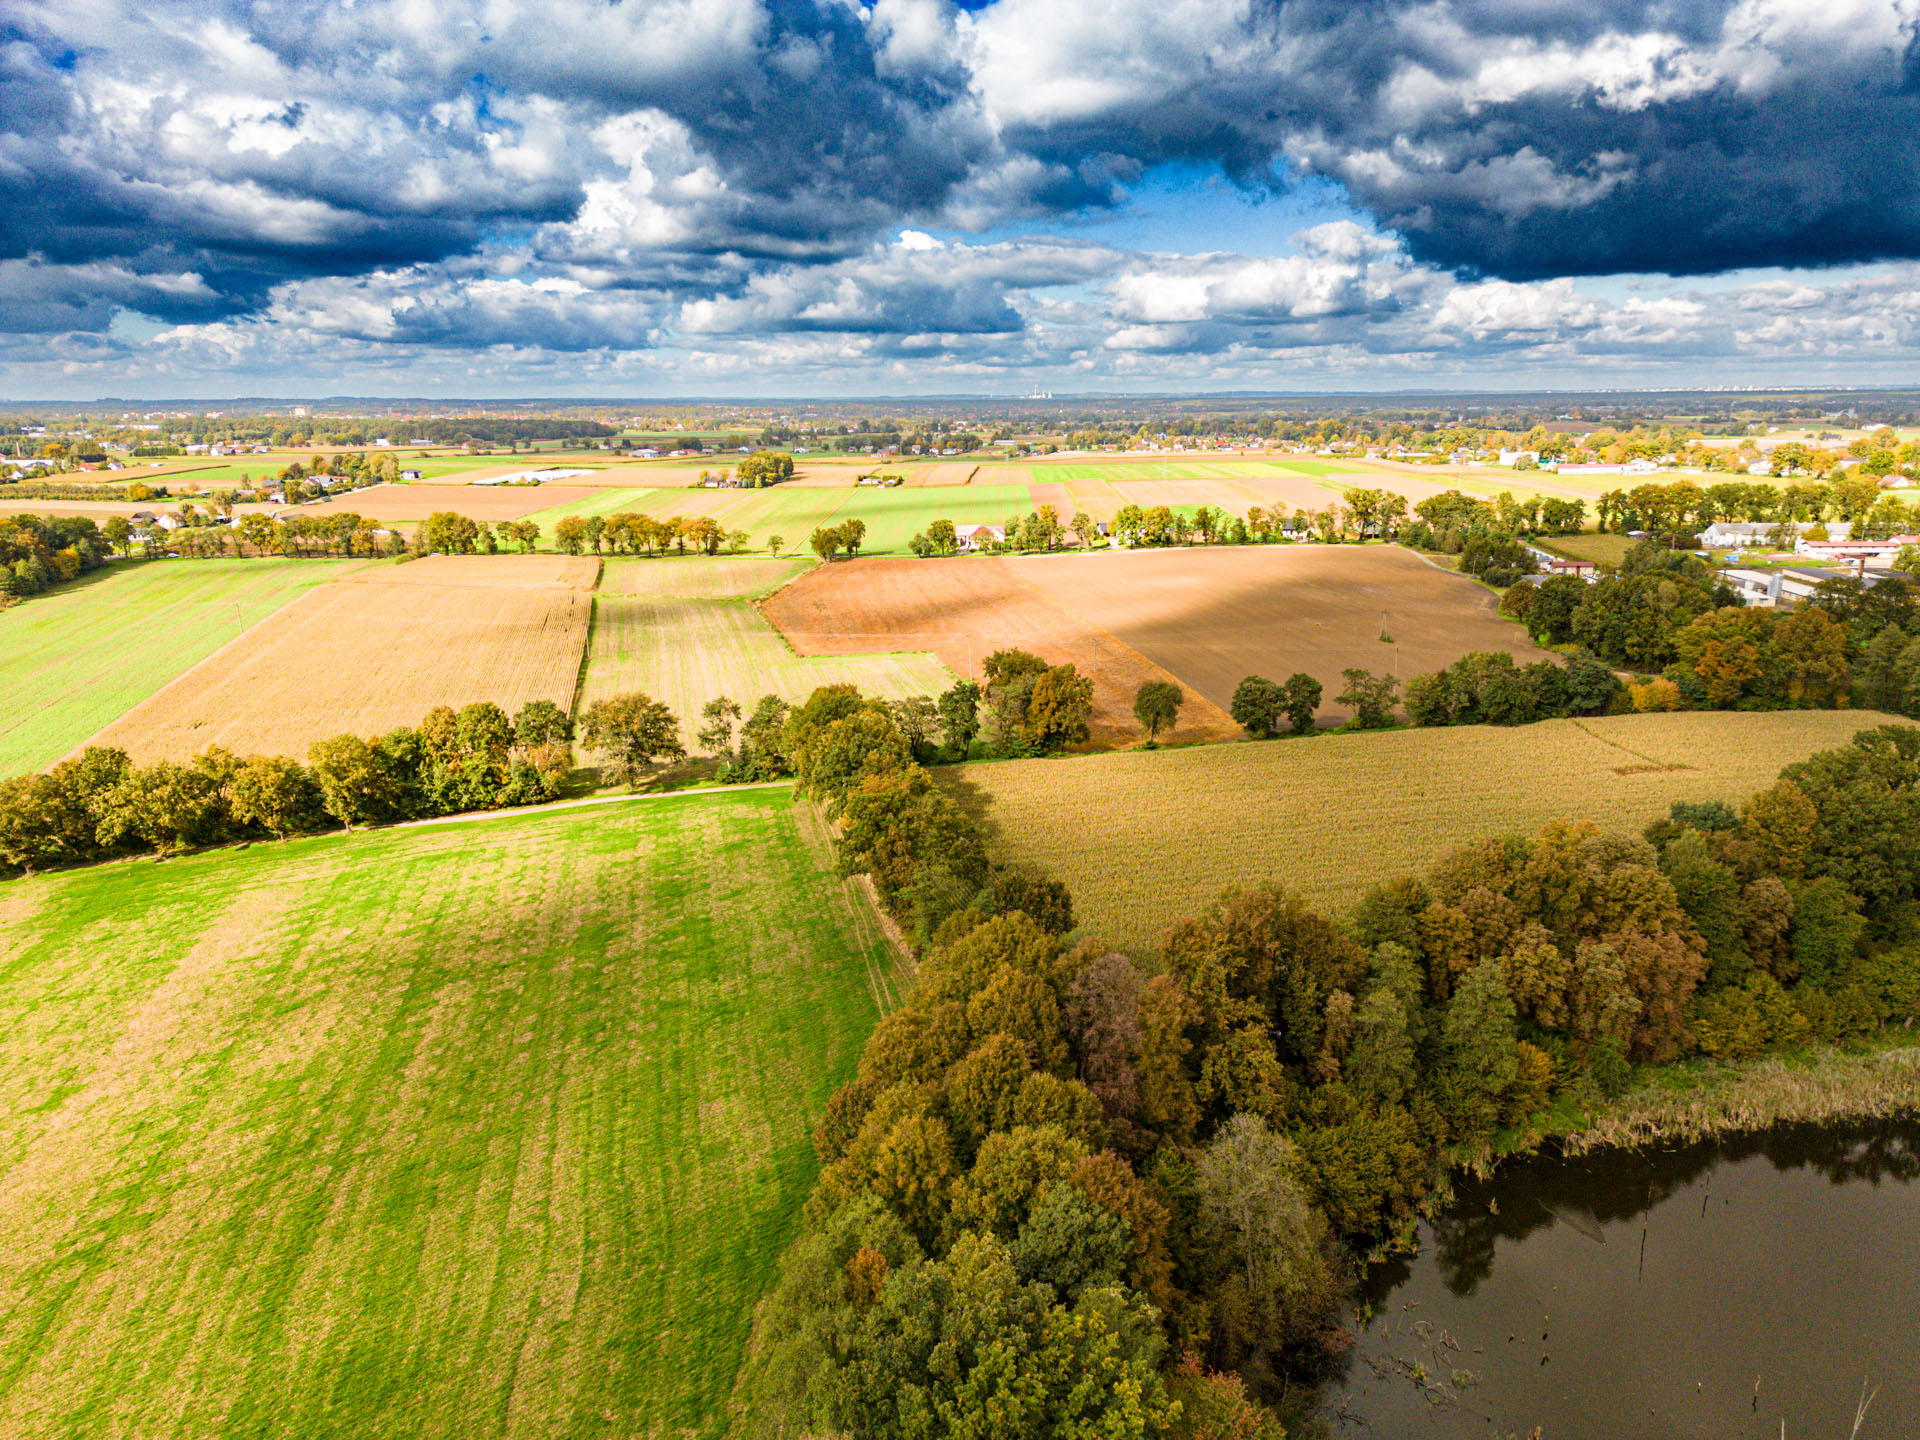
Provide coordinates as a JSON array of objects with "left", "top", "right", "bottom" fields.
[
  {"left": 954, "top": 711, "right": 1907, "bottom": 953},
  {"left": 0, "top": 788, "right": 897, "bottom": 1438}
]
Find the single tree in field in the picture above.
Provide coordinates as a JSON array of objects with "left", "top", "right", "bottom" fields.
[
  {"left": 1281, "top": 672, "right": 1324, "bottom": 734},
  {"left": 767, "top": 533, "right": 785, "bottom": 557},
  {"left": 1229, "top": 675, "right": 1285, "bottom": 737},
  {"left": 580, "top": 692, "right": 686, "bottom": 787},
  {"left": 1069, "top": 511, "right": 1097, "bottom": 548},
  {"left": 840, "top": 517, "right": 868, "bottom": 557},
  {"left": 1133, "top": 680, "right": 1183, "bottom": 745},
  {"left": 927, "top": 518, "right": 957, "bottom": 555},
  {"left": 809, "top": 527, "right": 840, "bottom": 561},
  {"left": 1336, "top": 667, "right": 1399, "bottom": 729}
]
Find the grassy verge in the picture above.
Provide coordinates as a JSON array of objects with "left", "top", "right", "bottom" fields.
[
  {"left": 0, "top": 788, "right": 895, "bottom": 1437},
  {"left": 1561, "top": 1028, "right": 1920, "bottom": 1153}
]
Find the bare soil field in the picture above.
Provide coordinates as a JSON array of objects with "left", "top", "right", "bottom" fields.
[
  {"left": 0, "top": 497, "right": 172, "bottom": 519},
  {"left": 1003, "top": 544, "right": 1556, "bottom": 725},
  {"left": 1028, "top": 482, "right": 1074, "bottom": 517},
  {"left": 970, "top": 464, "right": 1032, "bottom": 486},
  {"left": 761, "top": 556, "right": 1239, "bottom": 746},
  {"left": 90, "top": 556, "right": 594, "bottom": 761}
]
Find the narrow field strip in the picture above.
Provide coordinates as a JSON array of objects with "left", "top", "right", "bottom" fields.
[{"left": 0, "top": 789, "right": 895, "bottom": 1438}]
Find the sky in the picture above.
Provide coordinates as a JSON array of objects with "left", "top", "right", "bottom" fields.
[{"left": 4, "top": 0, "right": 1920, "bottom": 399}]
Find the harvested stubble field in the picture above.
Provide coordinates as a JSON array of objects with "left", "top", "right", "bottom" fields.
[
  {"left": 761, "top": 556, "right": 1238, "bottom": 746},
  {"left": 598, "top": 554, "right": 813, "bottom": 600},
  {"left": 0, "top": 559, "right": 363, "bottom": 774},
  {"left": 0, "top": 787, "right": 896, "bottom": 1438},
  {"left": 1541, "top": 532, "right": 1637, "bottom": 567},
  {"left": 956, "top": 711, "right": 1909, "bottom": 953},
  {"left": 1005, "top": 544, "right": 1557, "bottom": 725},
  {"left": 581, "top": 561, "right": 951, "bottom": 740},
  {"left": 89, "top": 556, "right": 596, "bottom": 762}
]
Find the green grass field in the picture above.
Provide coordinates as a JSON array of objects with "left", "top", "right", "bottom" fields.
[
  {"left": 952, "top": 711, "right": 1907, "bottom": 954},
  {"left": 0, "top": 789, "right": 895, "bottom": 1438},
  {"left": 833, "top": 484, "right": 1035, "bottom": 553},
  {"left": 581, "top": 559, "right": 953, "bottom": 733},
  {"left": 0, "top": 559, "right": 365, "bottom": 775},
  {"left": 522, "top": 487, "right": 672, "bottom": 538}
]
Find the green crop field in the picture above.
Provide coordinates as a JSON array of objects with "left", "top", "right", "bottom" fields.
[
  {"left": 952, "top": 711, "right": 1908, "bottom": 954},
  {"left": 833, "top": 483, "right": 1035, "bottom": 553},
  {"left": 523, "top": 487, "right": 671, "bottom": 537},
  {"left": 708, "top": 487, "right": 854, "bottom": 548},
  {"left": 0, "top": 559, "right": 365, "bottom": 776},
  {"left": 0, "top": 788, "right": 896, "bottom": 1438},
  {"left": 1274, "top": 459, "right": 1363, "bottom": 477},
  {"left": 581, "top": 560, "right": 952, "bottom": 732}
]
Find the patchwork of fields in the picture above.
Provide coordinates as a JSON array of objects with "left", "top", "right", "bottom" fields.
[
  {"left": 89, "top": 557, "right": 597, "bottom": 762},
  {"left": 764, "top": 544, "right": 1547, "bottom": 737},
  {"left": 955, "top": 710, "right": 1908, "bottom": 953},
  {"left": 762, "top": 555, "right": 1240, "bottom": 746},
  {"left": 580, "top": 557, "right": 952, "bottom": 741},
  {"left": 0, "top": 788, "right": 895, "bottom": 1437},
  {"left": 0, "top": 559, "right": 365, "bottom": 773}
]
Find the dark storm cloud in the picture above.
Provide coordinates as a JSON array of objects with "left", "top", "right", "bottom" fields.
[{"left": 5, "top": 0, "right": 1920, "bottom": 366}]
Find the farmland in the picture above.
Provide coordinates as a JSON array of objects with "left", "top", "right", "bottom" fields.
[
  {"left": 0, "top": 559, "right": 363, "bottom": 774},
  {"left": 1006, "top": 544, "right": 1555, "bottom": 724},
  {"left": 0, "top": 787, "right": 896, "bottom": 1438},
  {"left": 89, "top": 556, "right": 596, "bottom": 762},
  {"left": 246, "top": 483, "right": 593, "bottom": 524},
  {"left": 762, "top": 555, "right": 1239, "bottom": 745},
  {"left": 954, "top": 710, "right": 1908, "bottom": 953},
  {"left": 580, "top": 558, "right": 951, "bottom": 739}
]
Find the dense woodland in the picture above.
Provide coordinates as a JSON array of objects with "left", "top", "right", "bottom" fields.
[{"left": 732, "top": 695, "right": 1920, "bottom": 1437}]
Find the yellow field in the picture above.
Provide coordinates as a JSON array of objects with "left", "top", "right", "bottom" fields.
[
  {"left": 90, "top": 557, "right": 594, "bottom": 761},
  {"left": 954, "top": 711, "right": 1908, "bottom": 954}
]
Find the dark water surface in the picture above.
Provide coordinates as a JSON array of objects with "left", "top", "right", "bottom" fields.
[{"left": 1329, "top": 1119, "right": 1920, "bottom": 1440}]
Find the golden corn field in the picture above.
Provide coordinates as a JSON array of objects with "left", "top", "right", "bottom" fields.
[{"left": 954, "top": 710, "right": 1910, "bottom": 955}]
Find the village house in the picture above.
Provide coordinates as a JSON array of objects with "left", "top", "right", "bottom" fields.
[{"left": 954, "top": 524, "right": 1006, "bottom": 553}]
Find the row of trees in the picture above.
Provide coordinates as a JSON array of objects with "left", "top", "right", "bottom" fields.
[
  {"left": 740, "top": 688, "right": 1920, "bottom": 1437},
  {"left": 0, "top": 699, "right": 577, "bottom": 872},
  {"left": 1591, "top": 474, "right": 1920, "bottom": 535},
  {"left": 551, "top": 510, "right": 751, "bottom": 557}
]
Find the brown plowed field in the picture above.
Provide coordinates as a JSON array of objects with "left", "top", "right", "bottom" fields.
[
  {"left": 1028, "top": 482, "right": 1074, "bottom": 517},
  {"left": 90, "top": 556, "right": 594, "bottom": 762},
  {"left": 760, "top": 557, "right": 1238, "bottom": 747},
  {"left": 971, "top": 465, "right": 1031, "bottom": 486},
  {"left": 1004, "top": 544, "right": 1556, "bottom": 725}
]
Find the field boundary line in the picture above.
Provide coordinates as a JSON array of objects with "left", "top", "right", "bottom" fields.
[
  {"left": 63, "top": 561, "right": 373, "bottom": 762},
  {"left": 1568, "top": 717, "right": 1684, "bottom": 769}
]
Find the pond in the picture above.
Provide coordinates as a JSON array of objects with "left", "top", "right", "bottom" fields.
[{"left": 1328, "top": 1118, "right": 1920, "bottom": 1439}]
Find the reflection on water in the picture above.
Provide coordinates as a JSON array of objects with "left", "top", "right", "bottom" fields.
[{"left": 1329, "top": 1119, "right": 1920, "bottom": 1440}]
